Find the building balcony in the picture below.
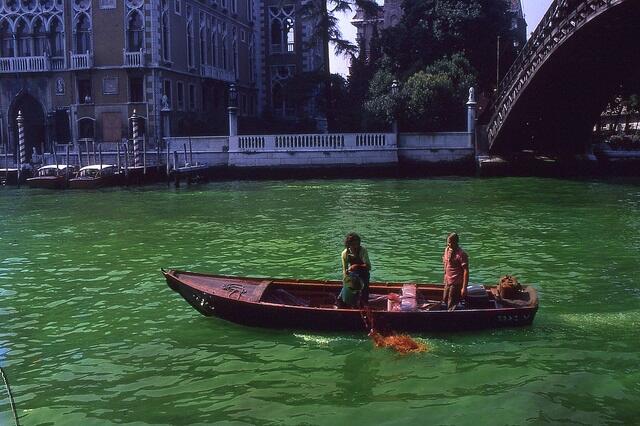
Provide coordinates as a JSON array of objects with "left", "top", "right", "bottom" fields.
[
  {"left": 123, "top": 48, "right": 145, "bottom": 67},
  {"left": 70, "top": 51, "right": 92, "bottom": 70},
  {"left": 200, "top": 64, "right": 235, "bottom": 82},
  {"left": 0, "top": 55, "right": 66, "bottom": 73}
]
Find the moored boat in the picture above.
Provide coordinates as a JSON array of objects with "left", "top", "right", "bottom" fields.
[
  {"left": 68, "top": 164, "right": 123, "bottom": 189},
  {"left": 163, "top": 269, "right": 539, "bottom": 332},
  {"left": 26, "top": 164, "right": 77, "bottom": 189}
]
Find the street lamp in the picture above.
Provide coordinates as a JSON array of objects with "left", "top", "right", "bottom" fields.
[
  {"left": 391, "top": 79, "right": 399, "bottom": 96},
  {"left": 391, "top": 80, "right": 399, "bottom": 135}
]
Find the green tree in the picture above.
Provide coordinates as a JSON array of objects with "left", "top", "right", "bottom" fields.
[
  {"left": 365, "top": 54, "right": 477, "bottom": 132},
  {"left": 381, "top": 0, "right": 511, "bottom": 90}
]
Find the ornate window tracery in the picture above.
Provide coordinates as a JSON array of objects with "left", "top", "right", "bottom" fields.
[{"left": 269, "top": 5, "right": 294, "bottom": 54}]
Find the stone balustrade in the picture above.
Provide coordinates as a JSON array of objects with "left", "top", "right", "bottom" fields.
[
  {"left": 200, "top": 64, "right": 235, "bottom": 82},
  {"left": 123, "top": 49, "right": 144, "bottom": 67},
  {"left": 70, "top": 51, "right": 92, "bottom": 69},
  {"left": 0, "top": 55, "right": 49, "bottom": 72}
]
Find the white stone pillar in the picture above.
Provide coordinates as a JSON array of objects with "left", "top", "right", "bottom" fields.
[
  {"left": 228, "top": 84, "right": 238, "bottom": 137},
  {"left": 466, "top": 87, "right": 477, "bottom": 134}
]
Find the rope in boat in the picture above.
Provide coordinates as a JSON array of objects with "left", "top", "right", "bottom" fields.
[{"left": 0, "top": 366, "right": 19, "bottom": 426}]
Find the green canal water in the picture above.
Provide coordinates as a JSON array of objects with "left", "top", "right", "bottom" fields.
[{"left": 0, "top": 177, "right": 639, "bottom": 425}]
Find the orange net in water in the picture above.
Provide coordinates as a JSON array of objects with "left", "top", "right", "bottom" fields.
[{"left": 370, "top": 332, "right": 428, "bottom": 354}]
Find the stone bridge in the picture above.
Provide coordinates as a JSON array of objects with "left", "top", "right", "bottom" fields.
[{"left": 486, "top": 0, "right": 640, "bottom": 154}]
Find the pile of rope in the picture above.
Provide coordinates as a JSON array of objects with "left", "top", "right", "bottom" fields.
[
  {"left": 370, "top": 332, "right": 427, "bottom": 354},
  {"left": 360, "top": 305, "right": 428, "bottom": 354},
  {"left": 498, "top": 275, "right": 522, "bottom": 299}
]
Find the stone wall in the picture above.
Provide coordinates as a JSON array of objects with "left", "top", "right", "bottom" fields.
[
  {"left": 397, "top": 133, "right": 474, "bottom": 164},
  {"left": 228, "top": 133, "right": 398, "bottom": 168}
]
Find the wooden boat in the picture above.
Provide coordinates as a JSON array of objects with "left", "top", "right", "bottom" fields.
[
  {"left": 68, "top": 164, "right": 123, "bottom": 189},
  {"left": 163, "top": 269, "right": 539, "bottom": 332},
  {"left": 26, "top": 164, "right": 77, "bottom": 189}
]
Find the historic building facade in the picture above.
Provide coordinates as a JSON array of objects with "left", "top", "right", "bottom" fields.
[{"left": 0, "top": 0, "right": 325, "bottom": 161}]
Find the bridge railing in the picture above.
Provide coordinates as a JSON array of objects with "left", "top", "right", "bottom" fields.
[{"left": 489, "top": 0, "right": 619, "bottom": 143}]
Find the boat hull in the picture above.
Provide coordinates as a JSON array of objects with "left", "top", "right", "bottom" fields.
[
  {"left": 26, "top": 176, "right": 67, "bottom": 189},
  {"left": 68, "top": 174, "right": 122, "bottom": 189},
  {"left": 164, "top": 270, "right": 538, "bottom": 333}
]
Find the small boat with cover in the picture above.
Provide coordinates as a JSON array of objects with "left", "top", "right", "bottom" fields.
[
  {"left": 27, "top": 164, "right": 77, "bottom": 189},
  {"left": 162, "top": 269, "right": 539, "bottom": 332}
]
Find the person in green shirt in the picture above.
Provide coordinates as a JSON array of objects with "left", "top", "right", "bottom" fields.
[{"left": 338, "top": 232, "right": 372, "bottom": 307}]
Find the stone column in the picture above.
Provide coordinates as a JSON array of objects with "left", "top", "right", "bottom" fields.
[
  {"left": 228, "top": 84, "right": 238, "bottom": 137},
  {"left": 131, "top": 110, "right": 140, "bottom": 167},
  {"left": 466, "top": 87, "right": 477, "bottom": 150}
]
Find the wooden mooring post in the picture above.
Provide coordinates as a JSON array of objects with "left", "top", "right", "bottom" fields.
[{"left": 65, "top": 145, "right": 70, "bottom": 183}]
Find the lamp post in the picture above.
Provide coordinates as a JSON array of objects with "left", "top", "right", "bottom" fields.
[
  {"left": 227, "top": 83, "right": 238, "bottom": 137},
  {"left": 391, "top": 79, "right": 399, "bottom": 135}
]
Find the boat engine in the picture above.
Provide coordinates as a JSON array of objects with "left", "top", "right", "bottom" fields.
[{"left": 465, "top": 285, "right": 491, "bottom": 309}]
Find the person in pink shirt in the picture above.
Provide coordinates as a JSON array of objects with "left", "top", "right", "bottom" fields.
[{"left": 442, "top": 232, "right": 469, "bottom": 311}]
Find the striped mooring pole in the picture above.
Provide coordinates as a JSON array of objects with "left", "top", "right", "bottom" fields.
[
  {"left": 131, "top": 110, "right": 140, "bottom": 167},
  {"left": 17, "top": 110, "right": 26, "bottom": 167}
]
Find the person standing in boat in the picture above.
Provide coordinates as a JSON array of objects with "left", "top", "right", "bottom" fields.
[
  {"left": 442, "top": 232, "right": 469, "bottom": 311},
  {"left": 339, "top": 232, "right": 372, "bottom": 307}
]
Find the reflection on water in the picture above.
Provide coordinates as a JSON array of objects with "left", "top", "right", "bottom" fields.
[{"left": 0, "top": 177, "right": 639, "bottom": 424}]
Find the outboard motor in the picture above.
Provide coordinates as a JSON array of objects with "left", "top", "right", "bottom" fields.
[{"left": 465, "top": 285, "right": 491, "bottom": 309}]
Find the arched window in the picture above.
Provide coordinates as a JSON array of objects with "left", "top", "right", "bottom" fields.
[
  {"left": 186, "top": 21, "right": 194, "bottom": 68},
  {"left": 270, "top": 19, "right": 281, "bottom": 48},
  {"left": 15, "top": 19, "right": 31, "bottom": 57},
  {"left": 74, "top": 13, "right": 91, "bottom": 53},
  {"left": 161, "top": 13, "right": 170, "bottom": 60},
  {"left": 199, "top": 27, "right": 206, "bottom": 65},
  {"left": 210, "top": 30, "right": 216, "bottom": 66},
  {"left": 33, "top": 18, "right": 47, "bottom": 56},
  {"left": 222, "top": 36, "right": 227, "bottom": 70},
  {"left": 127, "top": 10, "right": 144, "bottom": 52},
  {"left": 48, "top": 17, "right": 64, "bottom": 57},
  {"left": 0, "top": 21, "right": 13, "bottom": 58},
  {"left": 232, "top": 40, "right": 237, "bottom": 78},
  {"left": 269, "top": 6, "right": 295, "bottom": 53}
]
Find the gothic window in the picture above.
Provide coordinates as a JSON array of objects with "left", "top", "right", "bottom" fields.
[
  {"left": 177, "top": 81, "right": 184, "bottom": 110},
  {"left": 186, "top": 21, "right": 195, "bottom": 69},
  {"left": 15, "top": 19, "right": 31, "bottom": 57},
  {"left": 232, "top": 40, "right": 237, "bottom": 78},
  {"left": 269, "top": 6, "right": 295, "bottom": 54},
  {"left": 222, "top": 35, "right": 228, "bottom": 70},
  {"left": 74, "top": 13, "right": 91, "bottom": 54},
  {"left": 200, "top": 27, "right": 206, "bottom": 65},
  {"left": 271, "top": 65, "right": 295, "bottom": 116},
  {"left": 0, "top": 21, "right": 13, "bottom": 58},
  {"left": 127, "top": 11, "right": 144, "bottom": 52},
  {"left": 248, "top": 38, "right": 254, "bottom": 82},
  {"left": 161, "top": 0, "right": 170, "bottom": 61},
  {"left": 211, "top": 29, "right": 216, "bottom": 66},
  {"left": 33, "top": 18, "right": 48, "bottom": 56},
  {"left": 49, "top": 17, "right": 64, "bottom": 57}
]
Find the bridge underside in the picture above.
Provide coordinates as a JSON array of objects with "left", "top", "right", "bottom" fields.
[{"left": 490, "top": 1, "right": 640, "bottom": 155}]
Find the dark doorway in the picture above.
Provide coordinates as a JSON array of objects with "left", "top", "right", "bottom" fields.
[{"left": 9, "top": 93, "right": 45, "bottom": 162}]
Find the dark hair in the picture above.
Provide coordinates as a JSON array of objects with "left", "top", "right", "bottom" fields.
[
  {"left": 447, "top": 232, "right": 459, "bottom": 244},
  {"left": 344, "top": 232, "right": 361, "bottom": 248}
]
